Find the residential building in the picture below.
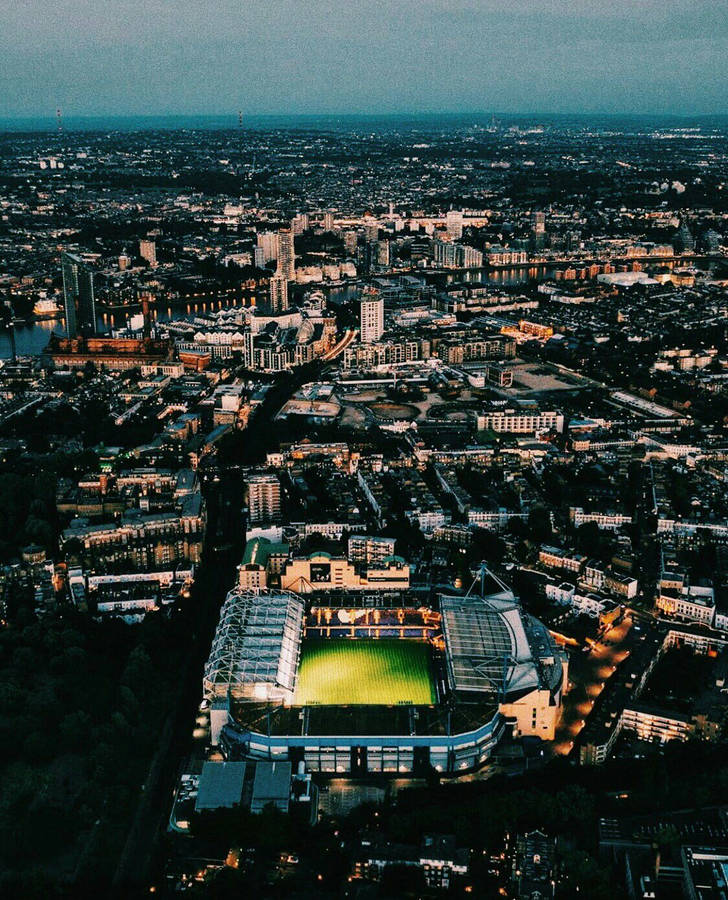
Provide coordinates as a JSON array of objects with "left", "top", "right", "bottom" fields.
[
  {"left": 247, "top": 474, "right": 282, "bottom": 525},
  {"left": 360, "top": 290, "right": 384, "bottom": 343}
]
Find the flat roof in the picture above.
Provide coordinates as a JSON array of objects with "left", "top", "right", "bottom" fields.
[
  {"left": 195, "top": 761, "right": 246, "bottom": 811},
  {"left": 251, "top": 761, "right": 291, "bottom": 811}
]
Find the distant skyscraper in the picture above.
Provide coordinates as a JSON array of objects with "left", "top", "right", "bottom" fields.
[
  {"left": 530, "top": 211, "right": 546, "bottom": 250},
  {"left": 139, "top": 238, "right": 157, "bottom": 267},
  {"left": 253, "top": 246, "right": 266, "bottom": 268},
  {"left": 269, "top": 274, "right": 289, "bottom": 313},
  {"left": 276, "top": 228, "right": 295, "bottom": 280},
  {"left": 364, "top": 222, "right": 379, "bottom": 243},
  {"left": 446, "top": 209, "right": 463, "bottom": 240},
  {"left": 674, "top": 221, "right": 695, "bottom": 254},
  {"left": 343, "top": 230, "right": 358, "bottom": 256},
  {"left": 118, "top": 253, "right": 131, "bottom": 271},
  {"left": 61, "top": 252, "right": 96, "bottom": 338},
  {"left": 360, "top": 289, "right": 384, "bottom": 343},
  {"left": 323, "top": 211, "right": 334, "bottom": 232},
  {"left": 291, "top": 213, "right": 309, "bottom": 235},
  {"left": 531, "top": 211, "right": 546, "bottom": 235}
]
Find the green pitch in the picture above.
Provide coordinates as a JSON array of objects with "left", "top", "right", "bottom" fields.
[{"left": 294, "top": 639, "right": 436, "bottom": 706}]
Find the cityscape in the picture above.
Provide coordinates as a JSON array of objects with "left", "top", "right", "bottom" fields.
[{"left": 3, "top": 3, "right": 728, "bottom": 899}]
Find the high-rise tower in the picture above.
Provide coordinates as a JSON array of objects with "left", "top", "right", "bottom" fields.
[
  {"left": 269, "top": 274, "right": 289, "bottom": 313},
  {"left": 276, "top": 228, "right": 295, "bottom": 280},
  {"left": 61, "top": 252, "right": 96, "bottom": 338},
  {"left": 360, "top": 288, "right": 384, "bottom": 344}
]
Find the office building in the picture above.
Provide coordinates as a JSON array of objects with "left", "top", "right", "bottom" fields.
[
  {"left": 61, "top": 252, "right": 96, "bottom": 338},
  {"left": 476, "top": 409, "right": 565, "bottom": 435},
  {"left": 360, "top": 290, "right": 384, "bottom": 343},
  {"left": 364, "top": 221, "right": 379, "bottom": 243},
  {"left": 446, "top": 209, "right": 463, "bottom": 239},
  {"left": 348, "top": 535, "right": 396, "bottom": 565}
]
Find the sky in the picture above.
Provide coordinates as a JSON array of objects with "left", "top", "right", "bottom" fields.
[{"left": 1, "top": 0, "right": 727, "bottom": 119}]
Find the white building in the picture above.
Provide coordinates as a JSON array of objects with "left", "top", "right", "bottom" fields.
[
  {"left": 657, "top": 584, "right": 715, "bottom": 626},
  {"left": 247, "top": 474, "right": 282, "bottom": 525},
  {"left": 569, "top": 507, "right": 633, "bottom": 531},
  {"left": 477, "top": 409, "right": 564, "bottom": 434},
  {"left": 360, "top": 291, "right": 384, "bottom": 344}
]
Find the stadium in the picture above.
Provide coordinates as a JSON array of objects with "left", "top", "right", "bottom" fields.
[{"left": 203, "top": 583, "right": 567, "bottom": 777}]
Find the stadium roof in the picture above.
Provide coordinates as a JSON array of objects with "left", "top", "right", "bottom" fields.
[
  {"left": 203, "top": 589, "right": 305, "bottom": 700},
  {"left": 440, "top": 592, "right": 559, "bottom": 700}
]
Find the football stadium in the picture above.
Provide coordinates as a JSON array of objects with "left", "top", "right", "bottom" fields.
[{"left": 203, "top": 585, "right": 567, "bottom": 777}]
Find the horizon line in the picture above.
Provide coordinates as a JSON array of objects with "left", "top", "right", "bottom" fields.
[{"left": 3, "top": 109, "right": 728, "bottom": 124}]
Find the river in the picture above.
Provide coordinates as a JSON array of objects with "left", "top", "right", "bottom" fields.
[{"left": 0, "top": 297, "right": 250, "bottom": 360}]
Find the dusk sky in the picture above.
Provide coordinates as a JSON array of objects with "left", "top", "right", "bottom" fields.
[{"left": 1, "top": 0, "right": 727, "bottom": 119}]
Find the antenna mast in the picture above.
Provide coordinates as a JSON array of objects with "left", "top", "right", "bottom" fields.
[{"left": 238, "top": 109, "right": 245, "bottom": 193}]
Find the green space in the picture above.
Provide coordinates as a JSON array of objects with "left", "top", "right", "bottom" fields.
[{"left": 294, "top": 638, "right": 435, "bottom": 706}]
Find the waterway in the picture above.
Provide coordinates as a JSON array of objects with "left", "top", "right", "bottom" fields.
[
  {"left": 3, "top": 260, "right": 711, "bottom": 359},
  {"left": 0, "top": 296, "right": 250, "bottom": 359}
]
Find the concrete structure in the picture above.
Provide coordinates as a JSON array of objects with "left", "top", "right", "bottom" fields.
[
  {"left": 360, "top": 289, "right": 384, "bottom": 344},
  {"left": 139, "top": 238, "right": 157, "bottom": 267},
  {"left": 247, "top": 474, "right": 281, "bottom": 526},
  {"left": 269, "top": 274, "right": 289, "bottom": 313},
  {"left": 280, "top": 552, "right": 410, "bottom": 593},
  {"left": 477, "top": 409, "right": 565, "bottom": 435},
  {"left": 276, "top": 228, "right": 295, "bottom": 280},
  {"left": 348, "top": 535, "right": 397, "bottom": 565},
  {"left": 208, "top": 585, "right": 564, "bottom": 776}
]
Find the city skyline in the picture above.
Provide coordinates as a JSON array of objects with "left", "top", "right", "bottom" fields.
[{"left": 2, "top": 0, "right": 727, "bottom": 118}]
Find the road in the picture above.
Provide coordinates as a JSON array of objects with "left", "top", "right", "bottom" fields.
[
  {"left": 552, "top": 616, "right": 633, "bottom": 757},
  {"left": 321, "top": 327, "right": 355, "bottom": 361}
]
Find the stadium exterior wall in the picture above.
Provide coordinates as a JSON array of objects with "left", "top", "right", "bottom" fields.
[{"left": 219, "top": 710, "right": 507, "bottom": 776}]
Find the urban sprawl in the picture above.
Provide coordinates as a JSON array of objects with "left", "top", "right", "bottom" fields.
[{"left": 2, "top": 116, "right": 728, "bottom": 897}]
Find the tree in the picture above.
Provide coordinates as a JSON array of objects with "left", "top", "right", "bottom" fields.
[{"left": 526, "top": 505, "right": 553, "bottom": 542}]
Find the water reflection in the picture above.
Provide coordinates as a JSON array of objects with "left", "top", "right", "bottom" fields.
[{"left": 0, "top": 296, "right": 249, "bottom": 359}]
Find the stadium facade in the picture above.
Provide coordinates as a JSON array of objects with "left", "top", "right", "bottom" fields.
[{"left": 203, "top": 586, "right": 567, "bottom": 777}]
